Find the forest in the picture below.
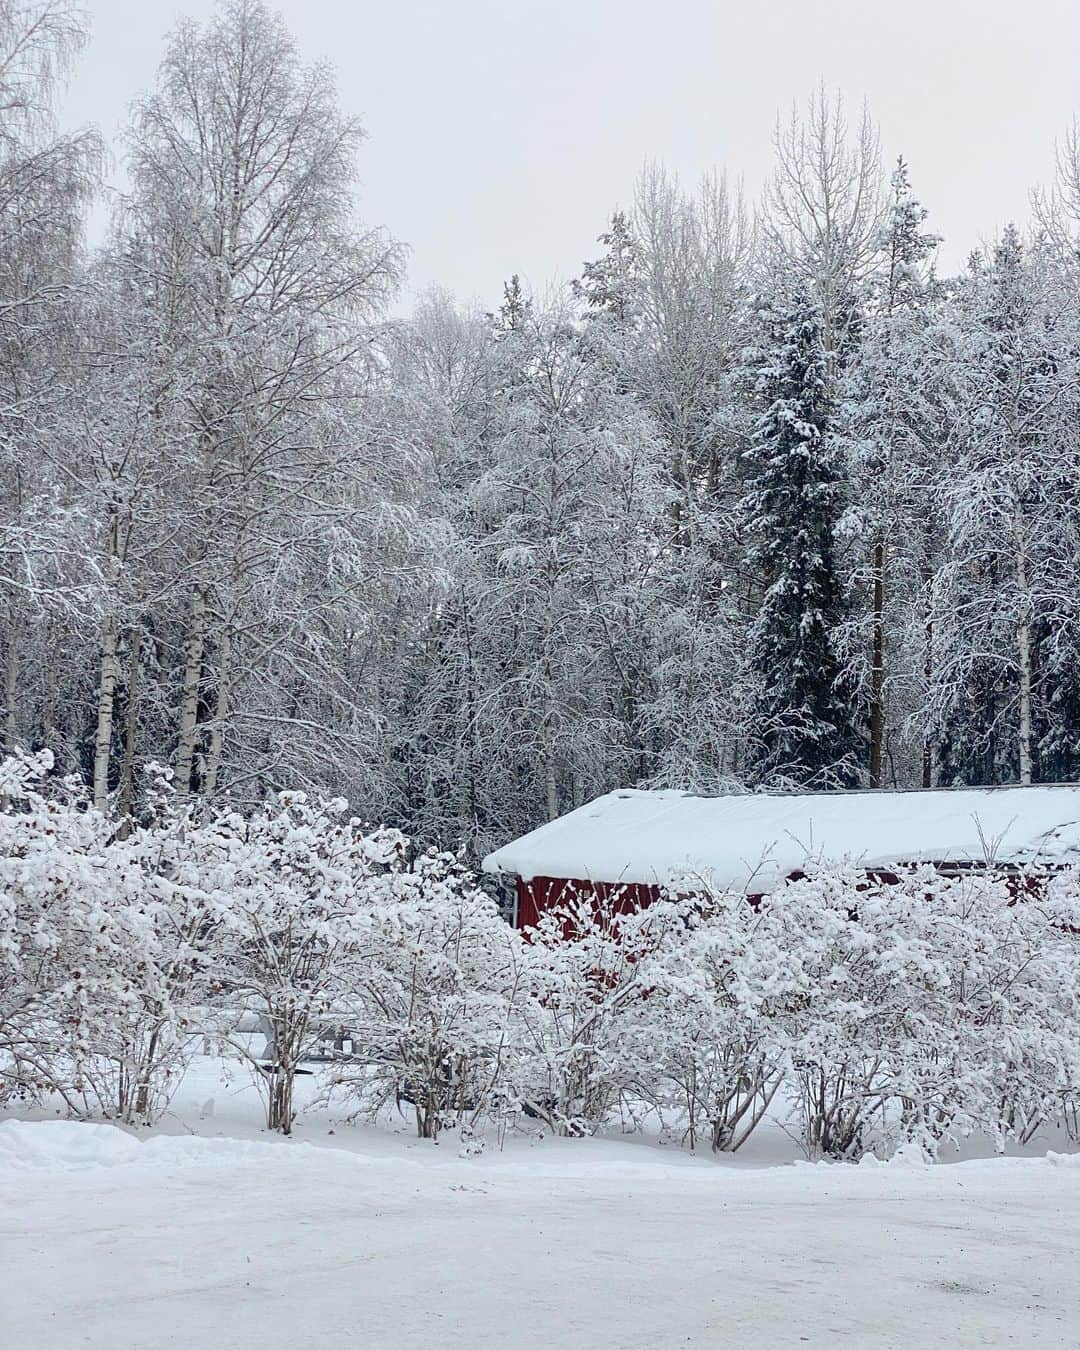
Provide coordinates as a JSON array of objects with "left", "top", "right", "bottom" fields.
[{"left": 3, "top": 0, "right": 1080, "bottom": 867}]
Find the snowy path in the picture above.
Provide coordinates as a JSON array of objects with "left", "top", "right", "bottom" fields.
[{"left": 2, "top": 1121, "right": 1078, "bottom": 1348}]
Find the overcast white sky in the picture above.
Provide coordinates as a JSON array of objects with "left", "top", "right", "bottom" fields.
[{"left": 61, "top": 0, "right": 1080, "bottom": 310}]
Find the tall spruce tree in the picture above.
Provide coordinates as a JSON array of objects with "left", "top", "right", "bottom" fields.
[
  {"left": 849, "top": 158, "right": 941, "bottom": 787},
  {"left": 743, "top": 291, "right": 860, "bottom": 787}
]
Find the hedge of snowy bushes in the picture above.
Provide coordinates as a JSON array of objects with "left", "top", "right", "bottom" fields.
[{"left": 3, "top": 748, "right": 1080, "bottom": 1159}]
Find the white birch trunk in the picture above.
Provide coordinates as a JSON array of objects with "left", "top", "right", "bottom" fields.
[
  {"left": 1013, "top": 504, "right": 1033, "bottom": 787},
  {"left": 175, "top": 585, "right": 207, "bottom": 793},
  {"left": 118, "top": 627, "right": 143, "bottom": 821},
  {"left": 543, "top": 731, "right": 558, "bottom": 823},
  {"left": 1017, "top": 617, "right": 1033, "bottom": 786},
  {"left": 202, "top": 621, "right": 232, "bottom": 799},
  {"left": 93, "top": 619, "right": 119, "bottom": 812},
  {"left": 41, "top": 621, "right": 57, "bottom": 750},
  {"left": 2, "top": 631, "right": 17, "bottom": 754}
]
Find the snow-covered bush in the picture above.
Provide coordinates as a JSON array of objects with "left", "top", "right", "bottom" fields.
[
  {"left": 101, "top": 794, "right": 222, "bottom": 1124},
  {"left": 635, "top": 891, "right": 789, "bottom": 1152},
  {"left": 0, "top": 750, "right": 131, "bottom": 1115},
  {"left": 338, "top": 851, "right": 522, "bottom": 1140},
  {"left": 751, "top": 865, "right": 926, "bottom": 1159},
  {"left": 511, "top": 888, "right": 687, "bottom": 1137},
  {"left": 4, "top": 749, "right": 1080, "bottom": 1159},
  {"left": 881, "top": 866, "right": 1080, "bottom": 1152},
  {"left": 706, "top": 863, "right": 1080, "bottom": 1159},
  {"left": 0, "top": 753, "right": 206, "bottom": 1123},
  {"left": 183, "top": 792, "right": 406, "bottom": 1134}
]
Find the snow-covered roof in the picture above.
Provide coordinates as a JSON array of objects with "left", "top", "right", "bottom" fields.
[{"left": 481, "top": 785, "right": 1080, "bottom": 892}]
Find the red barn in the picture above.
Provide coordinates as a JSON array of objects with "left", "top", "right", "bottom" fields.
[{"left": 482, "top": 784, "right": 1080, "bottom": 928}]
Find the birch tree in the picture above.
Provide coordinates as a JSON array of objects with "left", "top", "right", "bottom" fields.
[
  {"left": 123, "top": 0, "right": 405, "bottom": 803},
  {"left": 763, "top": 86, "right": 885, "bottom": 364},
  {"left": 931, "top": 229, "right": 1080, "bottom": 785},
  {"left": 0, "top": 0, "right": 99, "bottom": 763},
  {"left": 598, "top": 171, "right": 755, "bottom": 789}
]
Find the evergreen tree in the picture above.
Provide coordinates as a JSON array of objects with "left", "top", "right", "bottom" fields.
[
  {"left": 572, "top": 211, "right": 640, "bottom": 328},
  {"left": 743, "top": 292, "right": 860, "bottom": 787},
  {"left": 495, "top": 274, "right": 532, "bottom": 332},
  {"left": 847, "top": 157, "right": 941, "bottom": 787}
]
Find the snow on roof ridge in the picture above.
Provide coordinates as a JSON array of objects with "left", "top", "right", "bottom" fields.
[
  {"left": 482, "top": 781, "right": 1080, "bottom": 887},
  {"left": 611, "top": 781, "right": 1080, "bottom": 802}
]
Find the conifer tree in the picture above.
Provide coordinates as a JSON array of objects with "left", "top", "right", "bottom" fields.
[
  {"left": 495, "top": 274, "right": 532, "bottom": 332},
  {"left": 849, "top": 158, "right": 941, "bottom": 787},
  {"left": 573, "top": 211, "right": 640, "bottom": 328},
  {"left": 743, "top": 292, "right": 860, "bottom": 787}
]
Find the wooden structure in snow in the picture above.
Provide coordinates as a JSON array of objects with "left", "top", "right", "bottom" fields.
[{"left": 482, "top": 785, "right": 1080, "bottom": 927}]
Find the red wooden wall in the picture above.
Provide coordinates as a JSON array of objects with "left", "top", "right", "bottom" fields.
[
  {"left": 514, "top": 876, "right": 661, "bottom": 929},
  {"left": 511, "top": 863, "right": 1053, "bottom": 929}
]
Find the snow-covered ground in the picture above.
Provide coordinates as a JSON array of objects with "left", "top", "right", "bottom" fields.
[{"left": 3, "top": 1059, "right": 1079, "bottom": 1349}]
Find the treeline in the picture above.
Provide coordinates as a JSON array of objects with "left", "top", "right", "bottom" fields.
[
  {"left": 3, "top": 750, "right": 1079, "bottom": 1155},
  {"left": 3, "top": 0, "right": 1080, "bottom": 862}
]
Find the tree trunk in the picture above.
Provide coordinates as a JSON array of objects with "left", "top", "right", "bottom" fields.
[
  {"left": 201, "top": 622, "right": 232, "bottom": 798},
  {"left": 541, "top": 707, "right": 558, "bottom": 822},
  {"left": 118, "top": 627, "right": 143, "bottom": 823},
  {"left": 868, "top": 541, "right": 885, "bottom": 788},
  {"left": 175, "top": 585, "right": 207, "bottom": 793},
  {"left": 41, "top": 621, "right": 57, "bottom": 750},
  {"left": 1016, "top": 618, "right": 1033, "bottom": 786},
  {"left": 93, "top": 619, "right": 119, "bottom": 812},
  {"left": 1013, "top": 507, "right": 1033, "bottom": 786},
  {"left": 922, "top": 601, "right": 934, "bottom": 789},
  {"left": 133, "top": 1020, "right": 160, "bottom": 1122},
  {"left": 268, "top": 1067, "right": 294, "bottom": 1135},
  {"left": 541, "top": 600, "right": 559, "bottom": 821},
  {"left": 2, "top": 628, "right": 17, "bottom": 754},
  {"left": 544, "top": 755, "right": 558, "bottom": 822}
]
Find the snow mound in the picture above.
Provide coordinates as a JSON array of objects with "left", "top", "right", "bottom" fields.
[
  {"left": 138, "top": 1134, "right": 319, "bottom": 1169},
  {"left": 0, "top": 1119, "right": 329, "bottom": 1176},
  {"left": 0, "top": 1119, "right": 142, "bottom": 1172}
]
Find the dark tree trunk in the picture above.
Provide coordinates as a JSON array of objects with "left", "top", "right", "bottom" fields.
[{"left": 869, "top": 542, "right": 885, "bottom": 788}]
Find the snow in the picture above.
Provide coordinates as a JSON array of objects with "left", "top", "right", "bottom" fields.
[
  {"left": 482, "top": 784, "right": 1080, "bottom": 889},
  {"left": 3, "top": 1060, "right": 1080, "bottom": 1349},
  {"left": 3, "top": 1119, "right": 1079, "bottom": 1347}
]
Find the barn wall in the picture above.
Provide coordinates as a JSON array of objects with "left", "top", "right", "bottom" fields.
[
  {"left": 511, "top": 863, "right": 1056, "bottom": 929},
  {"left": 513, "top": 876, "right": 662, "bottom": 930}
]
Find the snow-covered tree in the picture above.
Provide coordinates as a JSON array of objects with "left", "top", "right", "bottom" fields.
[
  {"left": 390, "top": 295, "right": 675, "bottom": 855},
  {"left": 742, "top": 292, "right": 860, "bottom": 786},
  {"left": 845, "top": 158, "right": 942, "bottom": 787},
  {"left": 929, "top": 228, "right": 1080, "bottom": 786},
  {"left": 0, "top": 0, "right": 100, "bottom": 764},
  {"left": 119, "top": 0, "right": 409, "bottom": 806},
  {"left": 764, "top": 87, "right": 884, "bottom": 364}
]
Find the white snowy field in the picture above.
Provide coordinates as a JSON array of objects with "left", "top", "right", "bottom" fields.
[{"left": 3, "top": 1063, "right": 1080, "bottom": 1349}]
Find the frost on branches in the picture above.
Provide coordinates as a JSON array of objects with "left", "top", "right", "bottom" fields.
[
  {"left": 658, "top": 864, "right": 1080, "bottom": 1158},
  {"left": 331, "top": 851, "right": 521, "bottom": 1141}
]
